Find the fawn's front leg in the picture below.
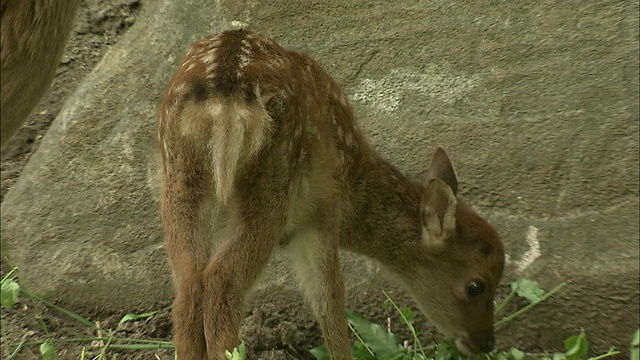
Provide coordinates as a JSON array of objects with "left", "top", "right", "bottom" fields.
[{"left": 287, "top": 205, "right": 351, "bottom": 360}]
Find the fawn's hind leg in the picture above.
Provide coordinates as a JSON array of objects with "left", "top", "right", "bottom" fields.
[
  {"left": 161, "top": 151, "right": 212, "bottom": 360},
  {"left": 201, "top": 179, "right": 289, "bottom": 360}
]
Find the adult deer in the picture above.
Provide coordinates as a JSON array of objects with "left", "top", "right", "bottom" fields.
[
  {"left": 158, "top": 30, "right": 505, "bottom": 360},
  {"left": 1, "top": 0, "right": 82, "bottom": 149}
]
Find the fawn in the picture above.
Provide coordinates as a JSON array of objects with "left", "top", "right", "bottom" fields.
[
  {"left": 1, "top": 0, "right": 82, "bottom": 149},
  {"left": 158, "top": 29, "right": 505, "bottom": 360}
]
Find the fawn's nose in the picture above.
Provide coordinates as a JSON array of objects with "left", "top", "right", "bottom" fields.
[
  {"left": 455, "top": 331, "right": 496, "bottom": 356},
  {"left": 471, "top": 332, "right": 495, "bottom": 353}
]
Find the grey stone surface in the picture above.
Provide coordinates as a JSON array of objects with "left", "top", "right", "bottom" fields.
[{"left": 2, "top": 0, "right": 638, "bottom": 355}]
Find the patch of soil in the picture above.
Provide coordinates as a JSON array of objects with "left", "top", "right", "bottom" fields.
[{"left": 0, "top": 292, "right": 176, "bottom": 359}]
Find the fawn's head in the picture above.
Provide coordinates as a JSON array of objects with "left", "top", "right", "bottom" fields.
[{"left": 399, "top": 147, "right": 504, "bottom": 355}]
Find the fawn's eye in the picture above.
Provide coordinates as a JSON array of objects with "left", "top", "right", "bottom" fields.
[{"left": 467, "top": 280, "right": 486, "bottom": 298}]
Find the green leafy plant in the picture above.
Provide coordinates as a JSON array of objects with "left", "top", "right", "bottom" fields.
[
  {"left": 39, "top": 340, "right": 55, "bottom": 360},
  {"left": 310, "top": 278, "right": 625, "bottom": 360},
  {"left": 309, "top": 309, "right": 408, "bottom": 360},
  {"left": 1, "top": 268, "right": 21, "bottom": 309},
  {"left": 226, "top": 341, "right": 246, "bottom": 360}
]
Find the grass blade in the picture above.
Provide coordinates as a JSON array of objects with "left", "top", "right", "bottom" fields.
[
  {"left": 495, "top": 283, "right": 566, "bottom": 328},
  {"left": 31, "top": 294, "right": 103, "bottom": 331}
]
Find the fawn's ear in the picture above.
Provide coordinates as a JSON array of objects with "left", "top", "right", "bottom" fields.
[
  {"left": 422, "top": 147, "right": 458, "bottom": 251},
  {"left": 426, "top": 146, "right": 458, "bottom": 196},
  {"left": 421, "top": 178, "right": 457, "bottom": 251}
]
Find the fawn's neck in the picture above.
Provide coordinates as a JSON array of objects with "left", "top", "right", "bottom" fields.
[{"left": 341, "top": 151, "right": 426, "bottom": 267}]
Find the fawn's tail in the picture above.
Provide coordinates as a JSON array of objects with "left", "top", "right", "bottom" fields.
[{"left": 209, "top": 89, "right": 273, "bottom": 204}]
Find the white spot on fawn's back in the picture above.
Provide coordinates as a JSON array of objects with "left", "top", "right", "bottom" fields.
[{"left": 202, "top": 51, "right": 216, "bottom": 65}]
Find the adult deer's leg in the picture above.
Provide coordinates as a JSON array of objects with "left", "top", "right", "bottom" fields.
[
  {"left": 287, "top": 203, "right": 351, "bottom": 360},
  {"left": 161, "top": 149, "right": 210, "bottom": 360}
]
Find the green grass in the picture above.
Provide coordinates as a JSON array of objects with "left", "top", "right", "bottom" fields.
[
  {"left": 1, "top": 262, "right": 175, "bottom": 360},
  {"left": 1, "top": 263, "right": 636, "bottom": 360},
  {"left": 308, "top": 279, "right": 630, "bottom": 360}
]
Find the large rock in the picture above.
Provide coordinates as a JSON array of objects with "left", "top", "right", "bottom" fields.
[{"left": 2, "top": 0, "right": 637, "bottom": 355}]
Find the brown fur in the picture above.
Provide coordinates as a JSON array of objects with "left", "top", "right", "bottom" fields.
[
  {"left": 0, "top": 0, "right": 81, "bottom": 148},
  {"left": 158, "top": 30, "right": 505, "bottom": 360}
]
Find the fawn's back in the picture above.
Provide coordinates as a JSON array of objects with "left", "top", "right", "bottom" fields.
[
  {"left": 158, "top": 30, "right": 504, "bottom": 360},
  {"left": 158, "top": 30, "right": 364, "bottom": 210}
]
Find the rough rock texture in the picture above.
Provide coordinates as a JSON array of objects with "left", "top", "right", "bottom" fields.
[{"left": 1, "top": 0, "right": 638, "bottom": 356}]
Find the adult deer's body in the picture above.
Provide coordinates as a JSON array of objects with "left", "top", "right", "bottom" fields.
[
  {"left": 158, "top": 30, "right": 504, "bottom": 360},
  {"left": 1, "top": 0, "right": 82, "bottom": 149}
]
